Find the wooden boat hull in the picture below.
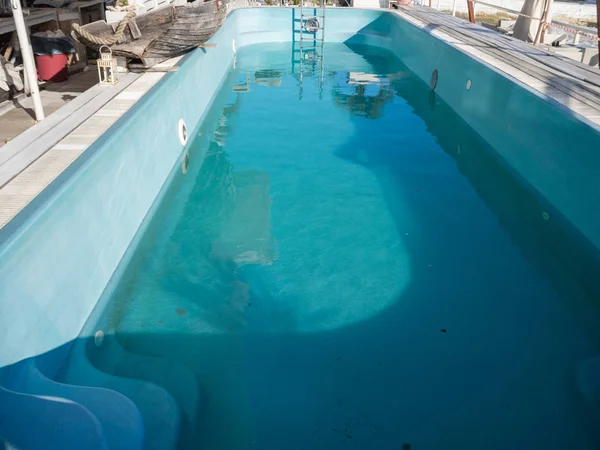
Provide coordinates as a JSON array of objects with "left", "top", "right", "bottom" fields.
[
  {"left": 142, "top": 3, "right": 226, "bottom": 66},
  {"left": 74, "top": 1, "right": 226, "bottom": 68}
]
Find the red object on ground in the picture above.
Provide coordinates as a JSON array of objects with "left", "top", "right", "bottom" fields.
[{"left": 35, "top": 54, "right": 68, "bottom": 82}]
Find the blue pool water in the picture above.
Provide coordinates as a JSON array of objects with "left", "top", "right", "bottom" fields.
[{"left": 94, "top": 43, "right": 600, "bottom": 449}]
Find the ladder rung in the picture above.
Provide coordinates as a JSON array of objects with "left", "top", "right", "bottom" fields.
[
  {"left": 295, "top": 24, "right": 324, "bottom": 28},
  {"left": 296, "top": 29, "right": 323, "bottom": 34},
  {"left": 296, "top": 36, "right": 320, "bottom": 39}
]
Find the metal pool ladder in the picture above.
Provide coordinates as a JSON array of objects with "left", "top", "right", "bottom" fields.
[{"left": 293, "top": 0, "right": 326, "bottom": 99}]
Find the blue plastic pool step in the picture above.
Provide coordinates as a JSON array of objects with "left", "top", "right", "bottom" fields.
[
  {"left": 0, "top": 385, "right": 109, "bottom": 450},
  {"left": 8, "top": 359, "right": 145, "bottom": 450},
  {"left": 60, "top": 341, "right": 182, "bottom": 450},
  {"left": 88, "top": 334, "right": 201, "bottom": 434}
]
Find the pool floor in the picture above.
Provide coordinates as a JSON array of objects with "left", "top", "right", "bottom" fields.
[{"left": 95, "top": 43, "right": 600, "bottom": 449}]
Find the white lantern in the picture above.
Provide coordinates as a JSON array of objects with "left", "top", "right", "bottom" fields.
[{"left": 97, "top": 45, "right": 119, "bottom": 86}]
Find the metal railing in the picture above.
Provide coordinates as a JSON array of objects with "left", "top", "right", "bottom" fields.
[{"left": 552, "top": 20, "right": 599, "bottom": 45}]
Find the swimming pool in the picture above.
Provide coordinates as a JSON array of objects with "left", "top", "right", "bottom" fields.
[{"left": 1, "top": 7, "right": 600, "bottom": 450}]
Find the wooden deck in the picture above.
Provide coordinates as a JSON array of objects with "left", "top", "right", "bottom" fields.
[
  {"left": 395, "top": 6, "right": 600, "bottom": 126},
  {"left": 0, "top": 70, "right": 99, "bottom": 148}
]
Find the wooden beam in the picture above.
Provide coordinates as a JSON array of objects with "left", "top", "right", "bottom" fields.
[
  {"left": 467, "top": 0, "right": 476, "bottom": 23},
  {"left": 533, "top": 0, "right": 549, "bottom": 46},
  {"left": 128, "top": 18, "right": 142, "bottom": 40},
  {"left": 196, "top": 43, "right": 217, "bottom": 48},
  {"left": 128, "top": 64, "right": 179, "bottom": 72}
]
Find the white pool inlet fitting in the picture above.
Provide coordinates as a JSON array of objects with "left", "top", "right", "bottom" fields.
[{"left": 178, "top": 119, "right": 188, "bottom": 146}]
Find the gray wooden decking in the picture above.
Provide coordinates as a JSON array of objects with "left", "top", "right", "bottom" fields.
[
  {"left": 0, "top": 72, "right": 142, "bottom": 189},
  {"left": 0, "top": 70, "right": 100, "bottom": 148},
  {"left": 0, "top": 58, "right": 181, "bottom": 230},
  {"left": 395, "top": 6, "right": 600, "bottom": 126}
]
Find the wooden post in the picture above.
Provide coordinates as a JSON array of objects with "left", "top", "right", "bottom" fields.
[
  {"left": 429, "top": 0, "right": 432, "bottom": 7},
  {"left": 467, "top": 0, "right": 475, "bottom": 23},
  {"left": 532, "top": 12, "right": 544, "bottom": 45},
  {"left": 533, "top": 0, "right": 549, "bottom": 45}
]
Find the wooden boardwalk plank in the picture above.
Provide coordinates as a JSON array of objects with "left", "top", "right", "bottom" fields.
[
  {"left": 0, "top": 73, "right": 142, "bottom": 189},
  {"left": 396, "top": 6, "right": 600, "bottom": 123}
]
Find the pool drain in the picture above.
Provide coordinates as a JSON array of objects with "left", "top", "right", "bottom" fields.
[
  {"left": 542, "top": 211, "right": 550, "bottom": 221},
  {"left": 178, "top": 119, "right": 188, "bottom": 146},
  {"left": 430, "top": 69, "right": 438, "bottom": 90}
]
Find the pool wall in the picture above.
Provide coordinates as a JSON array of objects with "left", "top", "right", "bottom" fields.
[
  {"left": 345, "top": 11, "right": 600, "bottom": 256},
  {"left": 1, "top": 7, "right": 599, "bottom": 369}
]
